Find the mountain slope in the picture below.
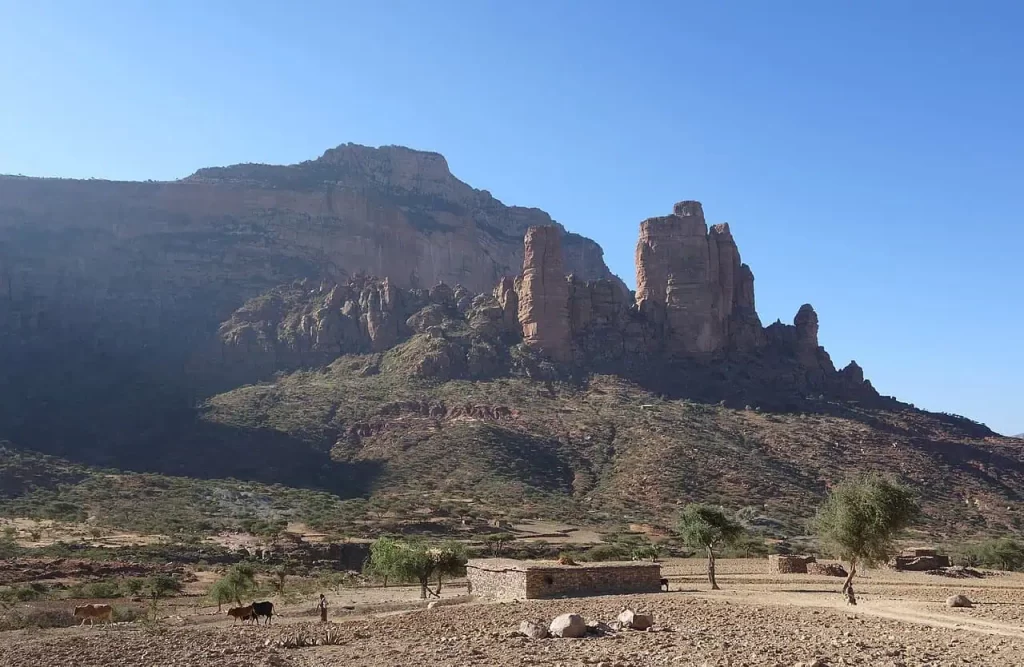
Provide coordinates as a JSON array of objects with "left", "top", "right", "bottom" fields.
[{"left": 195, "top": 343, "right": 1022, "bottom": 539}]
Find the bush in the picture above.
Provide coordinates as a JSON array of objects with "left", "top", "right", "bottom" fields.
[
  {"left": 112, "top": 606, "right": 141, "bottom": 623},
  {"left": 0, "top": 583, "right": 49, "bottom": 602},
  {"left": 582, "top": 544, "right": 628, "bottom": 562},
  {"left": 962, "top": 538, "right": 1024, "bottom": 571},
  {"left": 0, "top": 608, "right": 76, "bottom": 631},
  {"left": 69, "top": 580, "right": 121, "bottom": 599}
]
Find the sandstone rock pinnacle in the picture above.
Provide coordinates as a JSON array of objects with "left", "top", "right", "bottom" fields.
[
  {"left": 635, "top": 201, "right": 762, "bottom": 356},
  {"left": 516, "top": 225, "right": 572, "bottom": 362}
]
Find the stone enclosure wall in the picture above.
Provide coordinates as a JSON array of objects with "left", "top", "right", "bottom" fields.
[{"left": 467, "top": 559, "right": 661, "bottom": 600}]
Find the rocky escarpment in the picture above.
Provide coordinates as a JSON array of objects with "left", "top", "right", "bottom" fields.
[
  {"left": 0, "top": 144, "right": 622, "bottom": 457},
  {"left": 217, "top": 200, "right": 880, "bottom": 406}
]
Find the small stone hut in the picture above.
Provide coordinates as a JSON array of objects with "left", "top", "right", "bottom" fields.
[
  {"left": 768, "top": 554, "right": 816, "bottom": 574},
  {"left": 889, "top": 548, "right": 950, "bottom": 571},
  {"left": 466, "top": 558, "right": 662, "bottom": 600}
]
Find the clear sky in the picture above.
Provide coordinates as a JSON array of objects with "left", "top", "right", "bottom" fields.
[{"left": 1, "top": 1, "right": 1021, "bottom": 435}]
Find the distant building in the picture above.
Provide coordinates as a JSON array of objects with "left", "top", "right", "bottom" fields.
[{"left": 466, "top": 558, "right": 661, "bottom": 600}]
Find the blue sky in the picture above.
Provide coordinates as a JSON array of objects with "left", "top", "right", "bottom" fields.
[{"left": 1, "top": 1, "right": 1021, "bottom": 434}]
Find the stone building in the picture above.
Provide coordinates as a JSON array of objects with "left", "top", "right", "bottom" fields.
[
  {"left": 466, "top": 558, "right": 662, "bottom": 600},
  {"left": 889, "top": 548, "right": 950, "bottom": 571},
  {"left": 768, "top": 554, "right": 816, "bottom": 574}
]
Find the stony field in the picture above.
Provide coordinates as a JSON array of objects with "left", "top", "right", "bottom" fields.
[{"left": 1, "top": 559, "right": 1022, "bottom": 666}]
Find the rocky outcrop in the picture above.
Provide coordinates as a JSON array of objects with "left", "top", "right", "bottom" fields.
[
  {"left": 516, "top": 226, "right": 572, "bottom": 362},
  {"left": 212, "top": 198, "right": 880, "bottom": 405},
  {"left": 635, "top": 202, "right": 764, "bottom": 356}
]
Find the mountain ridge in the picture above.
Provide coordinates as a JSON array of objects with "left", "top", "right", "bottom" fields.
[{"left": 0, "top": 143, "right": 1020, "bottom": 539}]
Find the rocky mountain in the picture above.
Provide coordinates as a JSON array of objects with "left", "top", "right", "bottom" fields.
[
  {"left": 0, "top": 144, "right": 1020, "bottom": 538},
  {"left": 214, "top": 200, "right": 877, "bottom": 408},
  {"left": 0, "top": 144, "right": 618, "bottom": 463}
]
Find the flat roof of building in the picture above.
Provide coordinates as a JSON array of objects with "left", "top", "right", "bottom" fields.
[{"left": 467, "top": 558, "right": 660, "bottom": 572}]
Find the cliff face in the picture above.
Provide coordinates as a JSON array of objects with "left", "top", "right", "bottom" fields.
[
  {"left": 0, "top": 143, "right": 620, "bottom": 326},
  {"left": 214, "top": 200, "right": 880, "bottom": 408},
  {"left": 0, "top": 143, "right": 622, "bottom": 459}
]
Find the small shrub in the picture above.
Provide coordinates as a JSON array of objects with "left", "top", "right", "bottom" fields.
[
  {"left": 582, "top": 544, "right": 628, "bottom": 562},
  {"left": 0, "top": 608, "right": 76, "bottom": 631},
  {"left": 70, "top": 580, "right": 121, "bottom": 599},
  {"left": 112, "top": 606, "right": 141, "bottom": 623}
]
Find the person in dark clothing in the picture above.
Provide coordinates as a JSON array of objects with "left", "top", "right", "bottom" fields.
[{"left": 317, "top": 593, "right": 329, "bottom": 622}]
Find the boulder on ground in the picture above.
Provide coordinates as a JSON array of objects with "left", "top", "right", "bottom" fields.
[
  {"left": 617, "top": 608, "right": 654, "bottom": 631},
  {"left": 518, "top": 619, "right": 549, "bottom": 639},
  {"left": 549, "top": 613, "right": 587, "bottom": 638},
  {"left": 946, "top": 594, "right": 973, "bottom": 608}
]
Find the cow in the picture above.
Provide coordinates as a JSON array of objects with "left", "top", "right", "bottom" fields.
[
  {"left": 73, "top": 603, "right": 113, "bottom": 626},
  {"left": 251, "top": 600, "right": 274, "bottom": 625},
  {"left": 660, "top": 578, "right": 670, "bottom": 592},
  {"left": 227, "top": 604, "right": 255, "bottom": 624}
]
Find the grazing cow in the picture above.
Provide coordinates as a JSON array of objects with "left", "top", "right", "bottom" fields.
[
  {"left": 251, "top": 600, "right": 274, "bottom": 625},
  {"left": 660, "top": 578, "right": 669, "bottom": 592},
  {"left": 73, "top": 603, "right": 113, "bottom": 626},
  {"left": 227, "top": 605, "right": 255, "bottom": 624}
]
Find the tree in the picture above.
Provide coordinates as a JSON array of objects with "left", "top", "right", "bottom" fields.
[
  {"left": 814, "top": 474, "right": 918, "bottom": 604},
  {"left": 145, "top": 574, "right": 183, "bottom": 600},
  {"left": 483, "top": 532, "right": 514, "bottom": 557},
  {"left": 144, "top": 574, "right": 183, "bottom": 620},
  {"left": 271, "top": 566, "right": 289, "bottom": 594},
  {"left": 365, "top": 537, "right": 467, "bottom": 599},
  {"left": 677, "top": 504, "right": 743, "bottom": 590},
  {"left": 208, "top": 564, "right": 258, "bottom": 611},
  {"left": 964, "top": 538, "right": 1024, "bottom": 572}
]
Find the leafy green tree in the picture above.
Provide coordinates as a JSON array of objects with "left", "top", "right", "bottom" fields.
[
  {"left": 208, "top": 564, "right": 258, "bottom": 611},
  {"left": 483, "top": 532, "right": 514, "bottom": 557},
  {"left": 965, "top": 538, "right": 1024, "bottom": 571},
  {"left": 145, "top": 574, "right": 183, "bottom": 600},
  {"left": 677, "top": 504, "right": 744, "bottom": 590},
  {"left": 144, "top": 574, "right": 183, "bottom": 620},
  {"left": 814, "top": 474, "right": 918, "bottom": 603},
  {"left": 364, "top": 536, "right": 401, "bottom": 588},
  {"left": 365, "top": 538, "right": 467, "bottom": 599}
]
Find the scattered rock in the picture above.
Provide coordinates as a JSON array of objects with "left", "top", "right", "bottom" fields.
[
  {"left": 518, "top": 619, "right": 549, "bottom": 640},
  {"left": 616, "top": 608, "right": 654, "bottom": 631},
  {"left": 549, "top": 613, "right": 587, "bottom": 638},
  {"left": 946, "top": 594, "right": 973, "bottom": 608}
]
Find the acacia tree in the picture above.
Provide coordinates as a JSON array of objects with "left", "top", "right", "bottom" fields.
[
  {"left": 677, "top": 504, "right": 743, "bottom": 590},
  {"left": 483, "top": 532, "right": 514, "bottom": 557},
  {"left": 365, "top": 537, "right": 467, "bottom": 599},
  {"left": 814, "top": 474, "right": 918, "bottom": 604},
  {"left": 208, "top": 564, "right": 258, "bottom": 611}
]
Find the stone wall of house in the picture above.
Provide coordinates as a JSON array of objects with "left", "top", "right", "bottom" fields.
[
  {"left": 466, "top": 559, "right": 529, "bottom": 600},
  {"left": 524, "top": 563, "right": 662, "bottom": 598},
  {"left": 467, "top": 559, "right": 662, "bottom": 599}
]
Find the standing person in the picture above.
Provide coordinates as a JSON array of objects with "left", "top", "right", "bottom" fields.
[{"left": 317, "top": 593, "right": 328, "bottom": 622}]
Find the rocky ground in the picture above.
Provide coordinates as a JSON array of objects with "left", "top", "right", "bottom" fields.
[{"left": 1, "top": 561, "right": 1022, "bottom": 666}]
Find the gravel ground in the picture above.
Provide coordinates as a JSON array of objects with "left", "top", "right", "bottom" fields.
[
  {"left": 2, "top": 591, "right": 1022, "bottom": 667},
  {"left": 2, "top": 562, "right": 1022, "bottom": 667}
]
